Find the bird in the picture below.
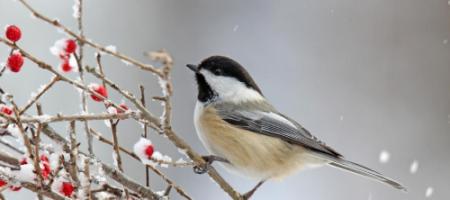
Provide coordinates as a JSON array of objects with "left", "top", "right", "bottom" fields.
[{"left": 186, "top": 56, "right": 406, "bottom": 198}]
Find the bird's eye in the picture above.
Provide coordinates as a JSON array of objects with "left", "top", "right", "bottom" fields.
[{"left": 213, "top": 68, "right": 223, "bottom": 75}]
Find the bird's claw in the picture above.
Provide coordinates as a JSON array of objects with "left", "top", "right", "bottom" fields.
[{"left": 193, "top": 163, "right": 210, "bottom": 174}]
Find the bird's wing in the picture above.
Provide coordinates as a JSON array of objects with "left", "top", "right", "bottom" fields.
[{"left": 216, "top": 108, "right": 342, "bottom": 157}]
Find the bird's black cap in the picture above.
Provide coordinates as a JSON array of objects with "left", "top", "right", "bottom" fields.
[{"left": 190, "top": 56, "right": 262, "bottom": 94}]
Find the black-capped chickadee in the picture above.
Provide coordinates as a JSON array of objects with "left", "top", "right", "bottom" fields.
[{"left": 187, "top": 56, "right": 406, "bottom": 198}]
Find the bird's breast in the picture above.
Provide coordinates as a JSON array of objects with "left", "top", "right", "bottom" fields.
[{"left": 193, "top": 101, "right": 323, "bottom": 180}]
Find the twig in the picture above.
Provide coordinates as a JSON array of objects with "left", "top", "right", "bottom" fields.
[
  {"left": 140, "top": 85, "right": 151, "bottom": 187},
  {"left": 67, "top": 121, "right": 80, "bottom": 199},
  {"left": 19, "top": 76, "right": 59, "bottom": 115},
  {"left": 40, "top": 125, "right": 158, "bottom": 199},
  {"left": 18, "top": 0, "right": 163, "bottom": 77},
  {"left": 33, "top": 103, "right": 44, "bottom": 200},
  {"left": 1, "top": 112, "right": 139, "bottom": 124}
]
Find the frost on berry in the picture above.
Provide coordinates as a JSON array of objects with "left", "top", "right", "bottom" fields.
[
  {"left": 0, "top": 104, "right": 13, "bottom": 115},
  {"left": 7, "top": 52, "right": 24, "bottom": 73},
  {"left": 88, "top": 83, "right": 107, "bottom": 102},
  {"left": 5, "top": 25, "right": 22, "bottom": 42},
  {"left": 50, "top": 38, "right": 77, "bottom": 58},
  {"left": 133, "top": 137, "right": 154, "bottom": 161}
]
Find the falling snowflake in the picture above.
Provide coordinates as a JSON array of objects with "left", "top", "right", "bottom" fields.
[
  {"left": 409, "top": 160, "right": 419, "bottom": 174},
  {"left": 339, "top": 115, "right": 344, "bottom": 121},
  {"left": 444, "top": 39, "right": 448, "bottom": 44},
  {"left": 425, "top": 187, "right": 434, "bottom": 198},
  {"left": 379, "top": 150, "right": 390, "bottom": 163},
  {"left": 233, "top": 25, "right": 239, "bottom": 32}
]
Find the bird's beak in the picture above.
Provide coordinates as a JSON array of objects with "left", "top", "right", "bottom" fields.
[{"left": 186, "top": 64, "right": 198, "bottom": 72}]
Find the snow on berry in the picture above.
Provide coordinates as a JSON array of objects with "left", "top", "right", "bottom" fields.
[
  {"left": 60, "top": 57, "right": 72, "bottom": 72},
  {"left": 118, "top": 103, "right": 129, "bottom": 113},
  {"left": 0, "top": 104, "right": 13, "bottom": 115},
  {"left": 50, "top": 38, "right": 77, "bottom": 57},
  {"left": 60, "top": 181, "right": 74, "bottom": 197},
  {"left": 9, "top": 185, "right": 21, "bottom": 191},
  {"left": 133, "top": 137, "right": 154, "bottom": 160},
  {"left": 88, "top": 83, "right": 108, "bottom": 102},
  {"left": 5, "top": 25, "right": 21, "bottom": 42},
  {"left": 7, "top": 52, "right": 24, "bottom": 73},
  {"left": 59, "top": 54, "right": 77, "bottom": 73}
]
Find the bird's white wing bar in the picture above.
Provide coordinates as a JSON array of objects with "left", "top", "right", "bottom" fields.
[{"left": 217, "top": 109, "right": 342, "bottom": 157}]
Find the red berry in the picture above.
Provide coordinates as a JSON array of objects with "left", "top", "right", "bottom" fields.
[
  {"left": 89, "top": 84, "right": 107, "bottom": 102},
  {"left": 145, "top": 145, "right": 154, "bottom": 159},
  {"left": 118, "top": 103, "right": 129, "bottom": 113},
  {"left": 19, "top": 158, "right": 28, "bottom": 165},
  {"left": 9, "top": 185, "right": 21, "bottom": 191},
  {"left": 60, "top": 58, "right": 72, "bottom": 72},
  {"left": 40, "top": 155, "right": 49, "bottom": 163},
  {"left": 0, "top": 105, "right": 13, "bottom": 115},
  {"left": 41, "top": 163, "right": 51, "bottom": 179},
  {"left": 64, "top": 39, "right": 77, "bottom": 54},
  {"left": 5, "top": 25, "right": 21, "bottom": 42},
  {"left": 0, "top": 179, "right": 7, "bottom": 187},
  {"left": 7, "top": 52, "right": 24, "bottom": 73},
  {"left": 60, "top": 182, "right": 74, "bottom": 197}
]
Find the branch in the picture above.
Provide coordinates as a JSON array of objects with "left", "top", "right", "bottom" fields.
[{"left": 18, "top": 0, "right": 163, "bottom": 77}]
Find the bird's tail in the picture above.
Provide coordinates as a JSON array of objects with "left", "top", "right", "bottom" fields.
[{"left": 311, "top": 152, "right": 407, "bottom": 191}]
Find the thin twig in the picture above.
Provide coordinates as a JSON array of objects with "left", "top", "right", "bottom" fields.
[
  {"left": 33, "top": 103, "right": 44, "bottom": 200},
  {"left": 18, "top": 0, "right": 163, "bottom": 76},
  {"left": 19, "top": 76, "right": 59, "bottom": 115}
]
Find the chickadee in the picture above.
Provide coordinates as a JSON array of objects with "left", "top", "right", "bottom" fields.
[{"left": 187, "top": 56, "right": 406, "bottom": 197}]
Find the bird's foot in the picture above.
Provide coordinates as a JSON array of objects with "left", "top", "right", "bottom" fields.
[
  {"left": 193, "top": 155, "right": 229, "bottom": 174},
  {"left": 242, "top": 180, "right": 265, "bottom": 200}
]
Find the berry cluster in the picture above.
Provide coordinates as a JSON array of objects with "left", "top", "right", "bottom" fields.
[
  {"left": 50, "top": 38, "right": 78, "bottom": 72},
  {"left": 4, "top": 25, "right": 25, "bottom": 73}
]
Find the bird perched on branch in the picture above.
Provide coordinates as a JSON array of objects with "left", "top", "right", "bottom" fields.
[{"left": 187, "top": 56, "right": 406, "bottom": 199}]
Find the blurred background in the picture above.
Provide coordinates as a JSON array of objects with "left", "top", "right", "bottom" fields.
[{"left": 0, "top": 0, "right": 449, "bottom": 199}]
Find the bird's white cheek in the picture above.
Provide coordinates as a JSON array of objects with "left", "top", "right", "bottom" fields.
[{"left": 201, "top": 71, "right": 264, "bottom": 103}]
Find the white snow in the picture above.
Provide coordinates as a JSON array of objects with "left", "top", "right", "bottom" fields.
[
  {"left": 233, "top": 25, "right": 239, "bottom": 32},
  {"left": 425, "top": 187, "right": 434, "bottom": 198},
  {"left": 95, "top": 192, "right": 115, "bottom": 199},
  {"left": 120, "top": 59, "right": 132, "bottom": 66},
  {"left": 158, "top": 77, "right": 168, "bottom": 96},
  {"left": 339, "top": 115, "right": 344, "bottom": 121},
  {"left": 106, "top": 106, "right": 118, "bottom": 114},
  {"left": 72, "top": 0, "right": 80, "bottom": 19},
  {"left": 379, "top": 150, "right": 390, "bottom": 163},
  {"left": 35, "top": 114, "right": 52, "bottom": 123},
  {"left": 50, "top": 39, "right": 67, "bottom": 56},
  {"left": 409, "top": 160, "right": 419, "bottom": 174},
  {"left": 103, "top": 120, "right": 111, "bottom": 128},
  {"left": 102, "top": 45, "right": 117, "bottom": 55},
  {"left": 14, "top": 163, "right": 35, "bottom": 182},
  {"left": 49, "top": 153, "right": 60, "bottom": 170},
  {"left": 7, "top": 124, "right": 21, "bottom": 138},
  {"left": 133, "top": 137, "right": 153, "bottom": 161},
  {"left": 112, "top": 152, "right": 118, "bottom": 168},
  {"left": 444, "top": 39, "right": 448, "bottom": 44}
]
